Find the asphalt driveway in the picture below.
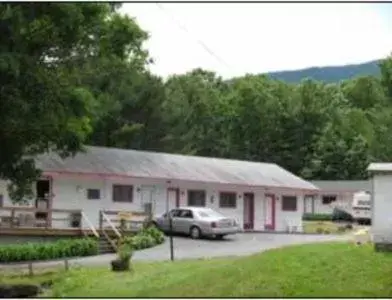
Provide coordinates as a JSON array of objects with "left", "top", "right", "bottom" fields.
[
  {"left": 130, "top": 232, "right": 351, "bottom": 261},
  {"left": 0, "top": 233, "right": 351, "bottom": 271}
]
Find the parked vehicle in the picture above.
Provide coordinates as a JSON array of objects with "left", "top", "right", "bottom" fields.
[
  {"left": 152, "top": 207, "right": 240, "bottom": 239},
  {"left": 352, "top": 191, "right": 371, "bottom": 225},
  {"left": 331, "top": 207, "right": 354, "bottom": 223}
]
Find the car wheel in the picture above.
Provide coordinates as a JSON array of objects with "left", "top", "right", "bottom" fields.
[{"left": 190, "top": 226, "right": 201, "bottom": 239}]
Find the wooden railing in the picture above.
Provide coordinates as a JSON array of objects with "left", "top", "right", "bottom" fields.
[
  {"left": 81, "top": 212, "right": 99, "bottom": 238},
  {"left": 99, "top": 211, "right": 121, "bottom": 252},
  {"left": 0, "top": 207, "right": 83, "bottom": 230},
  {"left": 100, "top": 210, "right": 150, "bottom": 233}
]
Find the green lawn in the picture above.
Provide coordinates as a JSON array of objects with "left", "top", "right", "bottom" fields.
[
  {"left": 302, "top": 221, "right": 352, "bottom": 234},
  {"left": 2, "top": 242, "right": 392, "bottom": 297}
]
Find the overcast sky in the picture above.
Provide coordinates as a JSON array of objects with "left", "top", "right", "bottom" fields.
[{"left": 120, "top": 3, "right": 392, "bottom": 79}]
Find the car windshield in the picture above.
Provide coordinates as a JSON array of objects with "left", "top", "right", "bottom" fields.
[{"left": 197, "top": 209, "right": 224, "bottom": 218}]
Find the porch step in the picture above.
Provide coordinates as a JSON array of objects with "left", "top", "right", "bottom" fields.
[{"left": 98, "top": 236, "right": 116, "bottom": 254}]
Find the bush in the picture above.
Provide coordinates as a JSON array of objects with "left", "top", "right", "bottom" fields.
[
  {"left": 0, "top": 238, "right": 98, "bottom": 263},
  {"left": 302, "top": 213, "right": 332, "bottom": 221},
  {"left": 120, "top": 226, "right": 165, "bottom": 251},
  {"left": 142, "top": 226, "right": 165, "bottom": 245},
  {"left": 331, "top": 208, "right": 354, "bottom": 223}
]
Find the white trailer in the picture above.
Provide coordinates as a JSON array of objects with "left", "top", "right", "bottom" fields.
[{"left": 352, "top": 191, "right": 371, "bottom": 224}]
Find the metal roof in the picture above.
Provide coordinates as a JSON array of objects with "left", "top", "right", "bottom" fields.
[
  {"left": 35, "top": 146, "right": 318, "bottom": 191},
  {"left": 310, "top": 180, "right": 370, "bottom": 192},
  {"left": 367, "top": 163, "right": 392, "bottom": 173}
]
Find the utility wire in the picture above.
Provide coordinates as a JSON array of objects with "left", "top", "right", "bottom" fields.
[{"left": 155, "top": 3, "right": 233, "bottom": 71}]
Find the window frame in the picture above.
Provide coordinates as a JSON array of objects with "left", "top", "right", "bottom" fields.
[
  {"left": 87, "top": 188, "right": 101, "bottom": 200},
  {"left": 112, "top": 185, "right": 134, "bottom": 203},
  {"left": 219, "top": 191, "right": 237, "bottom": 208},
  {"left": 187, "top": 190, "right": 206, "bottom": 207},
  {"left": 281, "top": 195, "right": 297, "bottom": 212}
]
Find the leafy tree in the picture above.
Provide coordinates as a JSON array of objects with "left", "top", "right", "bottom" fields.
[
  {"left": 303, "top": 108, "right": 372, "bottom": 180},
  {"left": 0, "top": 3, "right": 149, "bottom": 202},
  {"left": 341, "top": 76, "right": 387, "bottom": 110}
]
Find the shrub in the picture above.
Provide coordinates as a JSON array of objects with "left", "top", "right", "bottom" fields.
[
  {"left": 118, "top": 243, "right": 133, "bottom": 262},
  {"left": 142, "top": 226, "right": 165, "bottom": 245},
  {"left": 302, "top": 213, "right": 332, "bottom": 221},
  {"left": 0, "top": 238, "right": 98, "bottom": 263},
  {"left": 120, "top": 226, "right": 165, "bottom": 251},
  {"left": 331, "top": 208, "right": 354, "bottom": 223}
]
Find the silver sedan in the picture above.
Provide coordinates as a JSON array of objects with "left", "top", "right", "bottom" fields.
[{"left": 152, "top": 206, "right": 240, "bottom": 239}]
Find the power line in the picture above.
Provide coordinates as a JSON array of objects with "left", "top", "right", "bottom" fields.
[{"left": 155, "top": 3, "right": 233, "bottom": 71}]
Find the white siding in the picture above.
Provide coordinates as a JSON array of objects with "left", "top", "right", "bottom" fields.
[
  {"left": 313, "top": 193, "right": 353, "bottom": 214},
  {"left": 372, "top": 174, "right": 392, "bottom": 234},
  {"left": 1, "top": 176, "right": 305, "bottom": 232},
  {"left": 275, "top": 193, "right": 304, "bottom": 231}
]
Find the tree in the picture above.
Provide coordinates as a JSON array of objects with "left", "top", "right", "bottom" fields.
[
  {"left": 303, "top": 108, "right": 372, "bottom": 180},
  {"left": 161, "top": 69, "right": 228, "bottom": 156},
  {"left": 88, "top": 71, "right": 167, "bottom": 151},
  {"left": 0, "top": 3, "right": 149, "bottom": 201},
  {"left": 340, "top": 76, "right": 387, "bottom": 110}
]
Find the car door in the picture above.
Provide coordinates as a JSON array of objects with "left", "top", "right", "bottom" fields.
[
  {"left": 176, "top": 209, "right": 194, "bottom": 234},
  {"left": 161, "top": 209, "right": 180, "bottom": 232}
]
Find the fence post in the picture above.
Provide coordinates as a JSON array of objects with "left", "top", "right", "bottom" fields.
[
  {"left": 99, "top": 211, "right": 103, "bottom": 230},
  {"left": 28, "top": 262, "right": 33, "bottom": 277}
]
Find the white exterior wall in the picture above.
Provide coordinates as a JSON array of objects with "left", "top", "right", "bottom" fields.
[
  {"left": 312, "top": 193, "right": 353, "bottom": 214},
  {"left": 372, "top": 174, "right": 392, "bottom": 234},
  {"left": 275, "top": 193, "right": 304, "bottom": 231},
  {"left": 1, "top": 176, "right": 305, "bottom": 232}
]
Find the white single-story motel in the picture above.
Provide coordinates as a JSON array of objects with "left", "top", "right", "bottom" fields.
[{"left": 0, "top": 146, "right": 319, "bottom": 233}]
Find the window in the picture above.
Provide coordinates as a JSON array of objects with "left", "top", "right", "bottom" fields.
[
  {"left": 113, "top": 185, "right": 133, "bottom": 203},
  {"left": 197, "top": 209, "right": 224, "bottom": 218},
  {"left": 170, "top": 209, "right": 180, "bottom": 218},
  {"left": 322, "top": 195, "right": 337, "bottom": 205},
  {"left": 187, "top": 190, "right": 206, "bottom": 207},
  {"left": 219, "top": 192, "right": 237, "bottom": 208},
  {"left": 282, "top": 196, "right": 297, "bottom": 211},
  {"left": 87, "top": 189, "right": 100, "bottom": 200},
  {"left": 178, "top": 209, "right": 193, "bottom": 219},
  {"left": 357, "top": 200, "right": 370, "bottom": 206}
]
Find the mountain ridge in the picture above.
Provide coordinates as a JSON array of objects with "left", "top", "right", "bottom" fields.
[{"left": 265, "top": 59, "right": 381, "bottom": 83}]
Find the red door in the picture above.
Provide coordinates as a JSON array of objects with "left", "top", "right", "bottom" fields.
[
  {"left": 167, "top": 188, "right": 180, "bottom": 210},
  {"left": 264, "top": 193, "right": 276, "bottom": 230},
  {"left": 243, "top": 193, "right": 255, "bottom": 230}
]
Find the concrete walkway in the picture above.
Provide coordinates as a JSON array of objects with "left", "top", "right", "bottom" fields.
[{"left": 0, "top": 233, "right": 351, "bottom": 272}]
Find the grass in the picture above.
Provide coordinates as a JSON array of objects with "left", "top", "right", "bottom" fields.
[
  {"left": 303, "top": 221, "right": 351, "bottom": 234},
  {"left": 2, "top": 242, "right": 392, "bottom": 297}
]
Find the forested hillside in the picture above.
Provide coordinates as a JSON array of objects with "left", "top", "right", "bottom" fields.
[
  {"left": 266, "top": 60, "right": 380, "bottom": 83},
  {"left": 1, "top": 3, "right": 392, "bottom": 201}
]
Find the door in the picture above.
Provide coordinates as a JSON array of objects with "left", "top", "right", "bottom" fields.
[
  {"left": 161, "top": 209, "right": 180, "bottom": 232},
  {"left": 264, "top": 194, "right": 276, "bottom": 230},
  {"left": 304, "top": 195, "right": 314, "bottom": 214},
  {"left": 243, "top": 193, "right": 255, "bottom": 230},
  {"left": 35, "top": 179, "right": 51, "bottom": 227},
  {"left": 176, "top": 209, "right": 194, "bottom": 234},
  {"left": 167, "top": 188, "right": 180, "bottom": 211}
]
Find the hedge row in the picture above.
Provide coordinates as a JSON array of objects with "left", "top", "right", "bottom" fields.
[
  {"left": 0, "top": 238, "right": 98, "bottom": 263},
  {"left": 120, "top": 226, "right": 165, "bottom": 250},
  {"left": 302, "top": 213, "right": 332, "bottom": 221}
]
